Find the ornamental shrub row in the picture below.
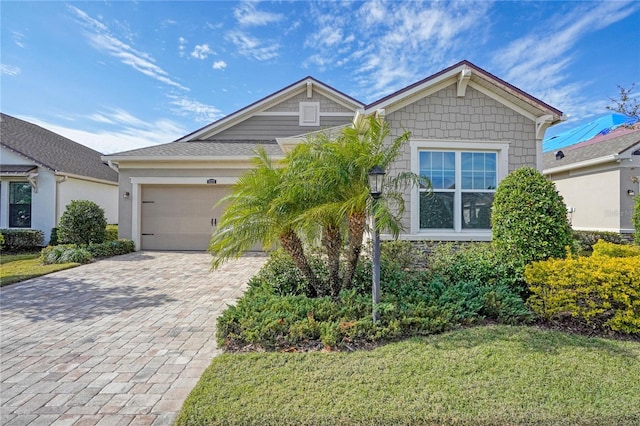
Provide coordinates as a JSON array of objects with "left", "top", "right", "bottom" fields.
[
  {"left": 41, "top": 239, "right": 135, "bottom": 265},
  {"left": 526, "top": 241, "right": 640, "bottom": 334},
  {"left": 217, "top": 250, "right": 533, "bottom": 351},
  {"left": 0, "top": 229, "right": 45, "bottom": 251}
]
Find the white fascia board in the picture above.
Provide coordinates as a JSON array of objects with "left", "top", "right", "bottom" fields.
[
  {"left": 105, "top": 155, "right": 283, "bottom": 163},
  {"left": 130, "top": 176, "right": 239, "bottom": 185},
  {"left": 543, "top": 155, "right": 619, "bottom": 175},
  {"left": 55, "top": 172, "right": 118, "bottom": 186}
]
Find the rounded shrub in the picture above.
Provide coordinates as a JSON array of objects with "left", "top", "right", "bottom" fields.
[
  {"left": 57, "top": 200, "right": 107, "bottom": 245},
  {"left": 491, "top": 167, "right": 573, "bottom": 266}
]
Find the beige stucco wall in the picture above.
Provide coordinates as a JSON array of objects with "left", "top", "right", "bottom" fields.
[
  {"left": 385, "top": 83, "right": 537, "bottom": 234},
  {"left": 58, "top": 177, "right": 118, "bottom": 225},
  {"left": 551, "top": 167, "right": 621, "bottom": 232}
]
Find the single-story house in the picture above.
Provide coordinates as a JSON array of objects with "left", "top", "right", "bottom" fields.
[
  {"left": 0, "top": 113, "right": 119, "bottom": 243},
  {"left": 104, "top": 60, "right": 564, "bottom": 251},
  {"left": 543, "top": 123, "right": 640, "bottom": 234}
]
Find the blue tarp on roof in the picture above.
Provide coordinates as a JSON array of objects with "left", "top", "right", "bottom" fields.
[{"left": 543, "top": 113, "right": 639, "bottom": 152}]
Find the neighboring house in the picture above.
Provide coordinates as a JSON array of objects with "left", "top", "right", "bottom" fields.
[
  {"left": 543, "top": 123, "right": 640, "bottom": 234},
  {"left": 0, "top": 113, "right": 119, "bottom": 243},
  {"left": 104, "top": 60, "right": 564, "bottom": 251}
]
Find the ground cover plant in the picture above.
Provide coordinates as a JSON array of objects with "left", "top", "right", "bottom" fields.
[
  {"left": 178, "top": 325, "right": 640, "bottom": 426},
  {"left": 0, "top": 252, "right": 79, "bottom": 287}
]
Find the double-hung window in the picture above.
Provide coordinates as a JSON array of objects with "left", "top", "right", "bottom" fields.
[
  {"left": 9, "top": 182, "right": 32, "bottom": 228},
  {"left": 412, "top": 141, "right": 508, "bottom": 239}
]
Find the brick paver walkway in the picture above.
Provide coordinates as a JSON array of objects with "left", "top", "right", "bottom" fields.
[{"left": 1, "top": 251, "right": 266, "bottom": 425}]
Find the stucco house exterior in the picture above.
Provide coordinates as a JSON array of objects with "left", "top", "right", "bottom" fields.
[
  {"left": 0, "top": 113, "right": 119, "bottom": 243},
  {"left": 543, "top": 123, "right": 640, "bottom": 234},
  {"left": 104, "top": 60, "right": 564, "bottom": 251}
]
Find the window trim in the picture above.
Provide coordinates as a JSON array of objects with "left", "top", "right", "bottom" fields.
[
  {"left": 410, "top": 140, "right": 509, "bottom": 240},
  {"left": 8, "top": 181, "right": 32, "bottom": 228}
]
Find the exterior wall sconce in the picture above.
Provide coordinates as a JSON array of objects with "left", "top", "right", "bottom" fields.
[
  {"left": 628, "top": 189, "right": 636, "bottom": 197},
  {"left": 123, "top": 191, "right": 130, "bottom": 199},
  {"left": 555, "top": 150, "right": 565, "bottom": 160}
]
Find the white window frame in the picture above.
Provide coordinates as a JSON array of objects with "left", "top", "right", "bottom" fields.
[
  {"left": 410, "top": 140, "right": 509, "bottom": 241},
  {"left": 299, "top": 102, "right": 320, "bottom": 126}
]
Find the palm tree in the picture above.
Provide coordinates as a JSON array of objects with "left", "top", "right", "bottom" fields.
[{"left": 209, "top": 148, "right": 321, "bottom": 296}]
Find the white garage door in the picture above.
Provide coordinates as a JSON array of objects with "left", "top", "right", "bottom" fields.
[{"left": 140, "top": 184, "right": 229, "bottom": 251}]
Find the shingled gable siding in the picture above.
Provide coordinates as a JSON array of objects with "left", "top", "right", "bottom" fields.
[{"left": 384, "top": 83, "right": 537, "bottom": 237}]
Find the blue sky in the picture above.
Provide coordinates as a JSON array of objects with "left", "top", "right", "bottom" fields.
[{"left": 2, "top": 1, "right": 639, "bottom": 154}]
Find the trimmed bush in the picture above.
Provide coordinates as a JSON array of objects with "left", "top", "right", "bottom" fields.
[
  {"left": 0, "top": 233, "right": 4, "bottom": 251},
  {"left": 105, "top": 224, "right": 119, "bottom": 242},
  {"left": 492, "top": 167, "right": 573, "bottom": 263},
  {"left": 526, "top": 247, "right": 640, "bottom": 334},
  {"left": 0, "top": 229, "right": 45, "bottom": 251},
  {"left": 41, "top": 239, "right": 135, "bottom": 264},
  {"left": 57, "top": 200, "right": 107, "bottom": 245},
  {"left": 592, "top": 240, "right": 640, "bottom": 258},
  {"left": 87, "top": 239, "right": 135, "bottom": 258},
  {"left": 573, "top": 230, "right": 628, "bottom": 253},
  {"left": 49, "top": 227, "right": 59, "bottom": 246},
  {"left": 41, "top": 245, "right": 92, "bottom": 264}
]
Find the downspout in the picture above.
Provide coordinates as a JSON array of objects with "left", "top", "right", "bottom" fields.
[{"left": 55, "top": 175, "right": 67, "bottom": 225}]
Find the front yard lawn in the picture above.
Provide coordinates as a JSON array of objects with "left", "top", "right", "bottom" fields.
[
  {"left": 177, "top": 325, "right": 640, "bottom": 426},
  {"left": 0, "top": 252, "right": 79, "bottom": 287}
]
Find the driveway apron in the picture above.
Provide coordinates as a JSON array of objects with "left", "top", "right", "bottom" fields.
[{"left": 1, "top": 251, "right": 266, "bottom": 425}]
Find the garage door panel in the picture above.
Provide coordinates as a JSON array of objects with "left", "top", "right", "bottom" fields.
[{"left": 141, "top": 185, "right": 229, "bottom": 250}]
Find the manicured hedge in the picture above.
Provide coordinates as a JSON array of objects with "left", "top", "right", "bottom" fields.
[
  {"left": 105, "top": 224, "right": 118, "bottom": 242},
  {"left": 526, "top": 241, "right": 640, "bottom": 334},
  {"left": 0, "top": 229, "right": 45, "bottom": 251},
  {"left": 41, "top": 239, "right": 135, "bottom": 265}
]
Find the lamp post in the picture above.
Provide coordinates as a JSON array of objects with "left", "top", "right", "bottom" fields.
[{"left": 368, "top": 165, "right": 385, "bottom": 323}]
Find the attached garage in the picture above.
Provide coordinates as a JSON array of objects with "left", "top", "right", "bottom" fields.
[{"left": 140, "top": 184, "right": 229, "bottom": 251}]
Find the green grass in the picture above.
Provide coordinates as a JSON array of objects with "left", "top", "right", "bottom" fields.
[
  {"left": 0, "top": 252, "right": 79, "bottom": 287},
  {"left": 176, "top": 325, "right": 640, "bottom": 425}
]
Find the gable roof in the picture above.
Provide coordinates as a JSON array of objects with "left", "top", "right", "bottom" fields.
[
  {"left": 0, "top": 113, "right": 118, "bottom": 183},
  {"left": 176, "top": 76, "right": 364, "bottom": 142},
  {"left": 543, "top": 124, "right": 640, "bottom": 173},
  {"left": 543, "top": 113, "right": 639, "bottom": 153},
  {"left": 365, "top": 60, "right": 564, "bottom": 125}
]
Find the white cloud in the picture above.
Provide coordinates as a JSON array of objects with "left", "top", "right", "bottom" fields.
[
  {"left": 212, "top": 60, "right": 227, "bottom": 70},
  {"left": 234, "top": 2, "right": 283, "bottom": 26},
  {"left": 20, "top": 113, "right": 187, "bottom": 155},
  {"left": 167, "top": 95, "right": 223, "bottom": 123},
  {"left": 226, "top": 31, "right": 279, "bottom": 61},
  {"left": 12, "top": 31, "right": 25, "bottom": 48},
  {"left": 178, "top": 37, "right": 188, "bottom": 57},
  {"left": 68, "top": 5, "right": 188, "bottom": 91},
  {"left": 1, "top": 64, "right": 21, "bottom": 76},
  {"left": 191, "top": 44, "right": 213, "bottom": 59},
  {"left": 491, "top": 1, "right": 640, "bottom": 120},
  {"left": 304, "top": 2, "right": 491, "bottom": 99}
]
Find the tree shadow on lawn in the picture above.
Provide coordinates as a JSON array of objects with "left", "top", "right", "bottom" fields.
[
  {"left": 0, "top": 276, "right": 176, "bottom": 323},
  {"left": 423, "top": 325, "right": 639, "bottom": 359}
]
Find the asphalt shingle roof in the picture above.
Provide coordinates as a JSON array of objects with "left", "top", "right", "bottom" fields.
[
  {"left": 1, "top": 113, "right": 118, "bottom": 183},
  {"left": 107, "top": 140, "right": 283, "bottom": 158},
  {"left": 543, "top": 125, "right": 640, "bottom": 170}
]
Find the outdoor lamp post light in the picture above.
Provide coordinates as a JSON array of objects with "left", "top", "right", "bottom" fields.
[{"left": 368, "top": 165, "right": 385, "bottom": 322}]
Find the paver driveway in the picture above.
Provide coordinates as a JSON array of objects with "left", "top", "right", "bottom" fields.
[{"left": 1, "top": 251, "right": 266, "bottom": 425}]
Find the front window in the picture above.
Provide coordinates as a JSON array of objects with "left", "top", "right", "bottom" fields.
[
  {"left": 419, "top": 150, "right": 497, "bottom": 231},
  {"left": 9, "top": 182, "right": 32, "bottom": 228}
]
